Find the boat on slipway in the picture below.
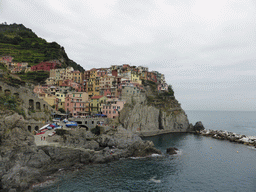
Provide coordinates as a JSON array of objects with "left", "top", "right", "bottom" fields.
[{"left": 65, "top": 121, "right": 78, "bottom": 127}]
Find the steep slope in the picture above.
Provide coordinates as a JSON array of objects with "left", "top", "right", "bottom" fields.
[
  {"left": 0, "top": 23, "right": 84, "bottom": 71},
  {"left": 119, "top": 81, "right": 192, "bottom": 136}
]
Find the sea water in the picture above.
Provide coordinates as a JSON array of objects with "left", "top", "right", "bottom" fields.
[{"left": 36, "top": 111, "right": 256, "bottom": 192}]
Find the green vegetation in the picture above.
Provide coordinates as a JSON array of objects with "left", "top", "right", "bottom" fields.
[
  {"left": 0, "top": 93, "right": 25, "bottom": 117},
  {"left": 58, "top": 108, "right": 66, "bottom": 113},
  {"left": 55, "top": 129, "right": 69, "bottom": 136},
  {"left": 0, "top": 68, "right": 25, "bottom": 87},
  {"left": 142, "top": 80, "right": 179, "bottom": 111},
  {"left": 160, "top": 85, "right": 174, "bottom": 97},
  {"left": 0, "top": 63, "right": 8, "bottom": 71},
  {"left": 0, "top": 23, "right": 84, "bottom": 71},
  {"left": 91, "top": 125, "right": 104, "bottom": 136},
  {"left": 17, "top": 71, "right": 49, "bottom": 83}
]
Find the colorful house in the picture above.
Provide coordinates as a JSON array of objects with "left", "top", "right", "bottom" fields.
[
  {"left": 90, "top": 95, "right": 107, "bottom": 114},
  {"left": 72, "top": 70, "right": 82, "bottom": 83},
  {"left": 31, "top": 61, "right": 61, "bottom": 71},
  {"left": 65, "top": 92, "right": 89, "bottom": 117},
  {"left": 100, "top": 98, "right": 125, "bottom": 119}
]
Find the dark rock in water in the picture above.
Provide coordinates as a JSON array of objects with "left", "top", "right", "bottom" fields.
[
  {"left": 193, "top": 121, "right": 205, "bottom": 132},
  {"left": 166, "top": 147, "right": 178, "bottom": 155},
  {"left": 127, "top": 140, "right": 162, "bottom": 157}
]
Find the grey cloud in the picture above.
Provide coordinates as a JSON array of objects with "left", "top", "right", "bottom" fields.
[{"left": 1, "top": 0, "right": 256, "bottom": 111}]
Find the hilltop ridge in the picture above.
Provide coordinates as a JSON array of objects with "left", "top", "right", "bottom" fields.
[{"left": 0, "top": 22, "right": 84, "bottom": 71}]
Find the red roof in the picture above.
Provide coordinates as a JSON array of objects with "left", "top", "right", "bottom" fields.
[{"left": 91, "top": 96, "right": 103, "bottom": 99}]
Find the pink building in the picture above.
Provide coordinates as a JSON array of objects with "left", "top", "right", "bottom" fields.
[
  {"left": 31, "top": 61, "right": 61, "bottom": 71},
  {"left": 100, "top": 99, "right": 125, "bottom": 119},
  {"left": 65, "top": 92, "right": 89, "bottom": 117},
  {"left": 1, "top": 56, "right": 13, "bottom": 63},
  {"left": 158, "top": 83, "right": 169, "bottom": 91},
  {"left": 100, "top": 87, "right": 117, "bottom": 98},
  {"left": 97, "top": 69, "right": 108, "bottom": 77}
]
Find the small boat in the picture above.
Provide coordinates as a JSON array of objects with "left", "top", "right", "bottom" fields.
[
  {"left": 39, "top": 124, "right": 50, "bottom": 131},
  {"left": 66, "top": 121, "right": 78, "bottom": 127},
  {"left": 63, "top": 119, "right": 68, "bottom": 123},
  {"left": 36, "top": 131, "right": 46, "bottom": 135},
  {"left": 54, "top": 126, "right": 63, "bottom": 130}
]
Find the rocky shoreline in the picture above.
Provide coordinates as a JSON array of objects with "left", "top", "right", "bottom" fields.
[
  {"left": 4, "top": 111, "right": 255, "bottom": 191},
  {"left": 0, "top": 113, "right": 162, "bottom": 192},
  {"left": 197, "top": 129, "right": 256, "bottom": 147}
]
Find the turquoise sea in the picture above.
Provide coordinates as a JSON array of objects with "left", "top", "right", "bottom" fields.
[{"left": 36, "top": 111, "right": 256, "bottom": 192}]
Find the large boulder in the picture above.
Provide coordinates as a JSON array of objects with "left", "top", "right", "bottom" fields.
[
  {"left": 193, "top": 121, "right": 205, "bottom": 132},
  {"left": 126, "top": 140, "right": 161, "bottom": 157},
  {"left": 166, "top": 147, "right": 178, "bottom": 155},
  {"left": 97, "top": 126, "right": 142, "bottom": 149}
]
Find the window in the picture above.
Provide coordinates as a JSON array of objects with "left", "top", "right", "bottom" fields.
[
  {"left": 113, "top": 111, "right": 116, "bottom": 114},
  {"left": 117, "top": 106, "right": 120, "bottom": 109},
  {"left": 113, "top": 106, "right": 116, "bottom": 109},
  {"left": 103, "top": 106, "right": 105, "bottom": 109}
]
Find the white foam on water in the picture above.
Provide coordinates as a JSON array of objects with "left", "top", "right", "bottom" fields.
[
  {"left": 247, "top": 146, "right": 256, "bottom": 150},
  {"left": 149, "top": 176, "right": 161, "bottom": 183},
  {"left": 173, "top": 150, "right": 182, "bottom": 156},
  {"left": 151, "top": 153, "right": 163, "bottom": 157},
  {"left": 129, "top": 156, "right": 145, "bottom": 160}
]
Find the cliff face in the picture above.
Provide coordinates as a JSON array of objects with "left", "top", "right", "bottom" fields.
[
  {"left": 119, "top": 82, "right": 192, "bottom": 136},
  {"left": 119, "top": 102, "right": 191, "bottom": 136}
]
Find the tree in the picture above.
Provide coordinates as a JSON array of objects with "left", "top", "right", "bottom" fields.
[{"left": 58, "top": 108, "right": 66, "bottom": 113}]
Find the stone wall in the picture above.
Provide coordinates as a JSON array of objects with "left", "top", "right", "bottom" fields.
[
  {"left": 0, "top": 81, "right": 55, "bottom": 132},
  {"left": 69, "top": 117, "right": 109, "bottom": 130},
  {"left": 121, "top": 86, "right": 146, "bottom": 104}
]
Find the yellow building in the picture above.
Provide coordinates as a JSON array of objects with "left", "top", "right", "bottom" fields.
[
  {"left": 90, "top": 95, "right": 107, "bottom": 114},
  {"left": 94, "top": 77, "right": 100, "bottom": 96},
  {"left": 87, "top": 78, "right": 94, "bottom": 97},
  {"left": 131, "top": 71, "right": 142, "bottom": 84},
  {"left": 56, "top": 92, "right": 66, "bottom": 110},
  {"left": 90, "top": 69, "right": 97, "bottom": 79},
  {"left": 42, "top": 94, "right": 56, "bottom": 107},
  {"left": 72, "top": 70, "right": 82, "bottom": 83}
]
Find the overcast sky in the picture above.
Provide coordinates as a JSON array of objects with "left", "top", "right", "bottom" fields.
[{"left": 1, "top": 0, "right": 256, "bottom": 111}]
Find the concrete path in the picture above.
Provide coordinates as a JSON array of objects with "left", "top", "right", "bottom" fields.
[{"left": 34, "top": 130, "right": 60, "bottom": 147}]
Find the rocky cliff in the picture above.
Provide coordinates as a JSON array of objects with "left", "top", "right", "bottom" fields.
[
  {"left": 119, "top": 82, "right": 192, "bottom": 136},
  {"left": 119, "top": 102, "right": 191, "bottom": 136},
  {"left": 0, "top": 112, "right": 161, "bottom": 192}
]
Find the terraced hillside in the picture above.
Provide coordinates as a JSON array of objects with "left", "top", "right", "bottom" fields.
[{"left": 0, "top": 23, "right": 84, "bottom": 71}]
